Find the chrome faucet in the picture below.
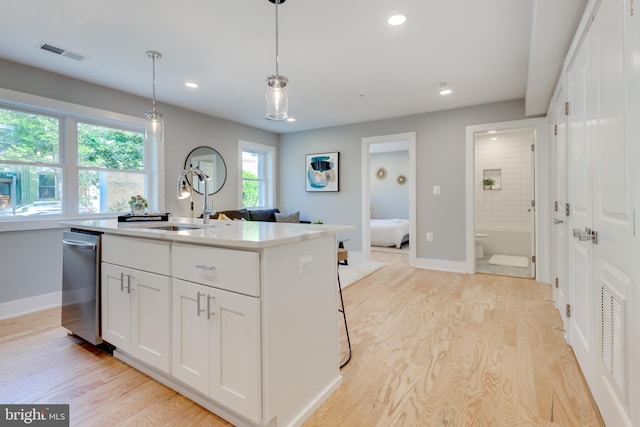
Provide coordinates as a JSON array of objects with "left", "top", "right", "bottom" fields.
[{"left": 177, "top": 166, "right": 212, "bottom": 224}]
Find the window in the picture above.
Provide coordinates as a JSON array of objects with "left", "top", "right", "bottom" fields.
[
  {"left": 238, "top": 140, "right": 275, "bottom": 209},
  {"left": 0, "top": 89, "right": 159, "bottom": 223},
  {"left": 77, "top": 122, "right": 145, "bottom": 214}
]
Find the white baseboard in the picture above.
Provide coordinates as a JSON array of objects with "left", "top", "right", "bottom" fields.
[
  {"left": 0, "top": 292, "right": 61, "bottom": 320},
  {"left": 412, "top": 257, "right": 470, "bottom": 273}
]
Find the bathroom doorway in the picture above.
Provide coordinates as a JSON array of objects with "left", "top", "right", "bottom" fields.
[{"left": 473, "top": 127, "right": 535, "bottom": 278}]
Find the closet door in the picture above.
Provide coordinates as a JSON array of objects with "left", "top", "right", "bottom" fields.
[
  {"left": 552, "top": 86, "right": 570, "bottom": 331},
  {"left": 590, "top": 0, "right": 634, "bottom": 424},
  {"left": 566, "top": 32, "right": 594, "bottom": 381}
]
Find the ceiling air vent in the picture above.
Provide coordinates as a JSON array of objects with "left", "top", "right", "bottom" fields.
[{"left": 39, "top": 43, "right": 87, "bottom": 61}]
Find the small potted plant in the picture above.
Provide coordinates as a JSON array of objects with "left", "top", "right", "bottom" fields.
[
  {"left": 129, "top": 195, "right": 148, "bottom": 215},
  {"left": 482, "top": 177, "right": 495, "bottom": 190}
]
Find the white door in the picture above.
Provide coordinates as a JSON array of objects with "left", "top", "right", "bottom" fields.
[
  {"left": 209, "top": 287, "right": 261, "bottom": 423},
  {"left": 529, "top": 142, "right": 536, "bottom": 279},
  {"left": 101, "top": 263, "right": 131, "bottom": 351},
  {"left": 172, "top": 279, "right": 211, "bottom": 395},
  {"left": 567, "top": 34, "right": 594, "bottom": 379},
  {"left": 553, "top": 87, "right": 570, "bottom": 332},
  {"left": 130, "top": 269, "right": 171, "bottom": 373},
  {"left": 589, "top": 0, "right": 633, "bottom": 423}
]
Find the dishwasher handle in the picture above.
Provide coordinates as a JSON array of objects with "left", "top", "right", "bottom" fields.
[{"left": 62, "top": 239, "right": 97, "bottom": 250}]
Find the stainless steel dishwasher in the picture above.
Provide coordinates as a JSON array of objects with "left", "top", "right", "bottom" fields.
[{"left": 62, "top": 229, "right": 102, "bottom": 345}]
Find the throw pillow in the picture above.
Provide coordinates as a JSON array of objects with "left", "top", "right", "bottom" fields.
[
  {"left": 218, "top": 213, "right": 231, "bottom": 220},
  {"left": 275, "top": 211, "right": 300, "bottom": 223}
]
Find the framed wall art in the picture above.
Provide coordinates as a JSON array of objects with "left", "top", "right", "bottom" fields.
[{"left": 305, "top": 152, "right": 339, "bottom": 192}]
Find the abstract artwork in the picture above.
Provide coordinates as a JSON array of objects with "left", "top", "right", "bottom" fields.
[{"left": 305, "top": 152, "right": 339, "bottom": 192}]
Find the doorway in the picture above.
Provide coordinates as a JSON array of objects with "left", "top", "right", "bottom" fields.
[
  {"left": 361, "top": 132, "right": 416, "bottom": 266},
  {"left": 474, "top": 127, "right": 536, "bottom": 278},
  {"left": 465, "top": 118, "right": 549, "bottom": 280}
]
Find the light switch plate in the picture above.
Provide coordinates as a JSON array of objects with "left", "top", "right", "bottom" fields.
[{"left": 433, "top": 186, "right": 440, "bottom": 195}]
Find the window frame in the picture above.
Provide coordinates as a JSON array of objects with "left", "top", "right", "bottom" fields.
[
  {"left": 238, "top": 140, "right": 276, "bottom": 209},
  {"left": 0, "top": 89, "right": 163, "bottom": 232}
]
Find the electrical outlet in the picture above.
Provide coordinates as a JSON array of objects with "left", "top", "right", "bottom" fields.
[
  {"left": 299, "top": 255, "right": 313, "bottom": 276},
  {"left": 433, "top": 186, "right": 440, "bottom": 195},
  {"left": 426, "top": 232, "right": 433, "bottom": 242}
]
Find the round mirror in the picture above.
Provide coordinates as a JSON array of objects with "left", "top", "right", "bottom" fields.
[{"left": 183, "top": 146, "right": 227, "bottom": 195}]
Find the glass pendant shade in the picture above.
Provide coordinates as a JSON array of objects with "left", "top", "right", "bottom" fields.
[
  {"left": 265, "top": 74, "right": 289, "bottom": 121},
  {"left": 144, "top": 110, "right": 164, "bottom": 145}
]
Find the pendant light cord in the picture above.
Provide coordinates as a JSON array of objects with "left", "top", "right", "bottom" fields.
[
  {"left": 275, "top": 0, "right": 280, "bottom": 76},
  {"left": 151, "top": 53, "right": 157, "bottom": 114}
]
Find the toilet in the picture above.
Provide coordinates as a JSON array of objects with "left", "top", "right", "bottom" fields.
[{"left": 475, "top": 233, "right": 489, "bottom": 258}]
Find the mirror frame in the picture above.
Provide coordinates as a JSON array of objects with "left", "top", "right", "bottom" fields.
[{"left": 183, "top": 146, "right": 227, "bottom": 195}]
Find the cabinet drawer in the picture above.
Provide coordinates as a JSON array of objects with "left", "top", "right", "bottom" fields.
[
  {"left": 102, "top": 235, "right": 170, "bottom": 275},
  {"left": 172, "top": 243, "right": 260, "bottom": 297}
]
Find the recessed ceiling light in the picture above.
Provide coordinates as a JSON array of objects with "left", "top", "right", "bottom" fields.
[
  {"left": 388, "top": 15, "right": 406, "bottom": 26},
  {"left": 488, "top": 130, "right": 497, "bottom": 134},
  {"left": 491, "top": 137, "right": 498, "bottom": 141},
  {"left": 185, "top": 82, "right": 199, "bottom": 89},
  {"left": 437, "top": 82, "right": 452, "bottom": 96}
]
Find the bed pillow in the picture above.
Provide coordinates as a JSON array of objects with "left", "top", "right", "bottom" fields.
[{"left": 275, "top": 211, "right": 300, "bottom": 223}]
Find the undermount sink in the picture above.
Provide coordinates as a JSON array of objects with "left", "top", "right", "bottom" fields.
[{"left": 146, "top": 225, "right": 202, "bottom": 231}]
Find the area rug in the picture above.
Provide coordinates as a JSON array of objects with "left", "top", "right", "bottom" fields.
[
  {"left": 338, "top": 259, "right": 387, "bottom": 288},
  {"left": 488, "top": 254, "right": 529, "bottom": 268}
]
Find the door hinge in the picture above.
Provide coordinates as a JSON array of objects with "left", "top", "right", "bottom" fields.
[
  {"left": 531, "top": 200, "right": 536, "bottom": 208},
  {"left": 555, "top": 277, "right": 559, "bottom": 288},
  {"left": 566, "top": 304, "right": 571, "bottom": 318},
  {"left": 554, "top": 201, "right": 559, "bottom": 212},
  {"left": 565, "top": 203, "right": 570, "bottom": 217},
  {"left": 531, "top": 144, "right": 535, "bottom": 152},
  {"left": 632, "top": 0, "right": 635, "bottom": 16},
  {"left": 554, "top": 124, "right": 558, "bottom": 136},
  {"left": 532, "top": 255, "right": 536, "bottom": 263},
  {"left": 565, "top": 102, "right": 570, "bottom": 116}
]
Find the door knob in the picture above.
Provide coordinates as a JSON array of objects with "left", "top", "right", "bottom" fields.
[{"left": 554, "top": 219, "right": 564, "bottom": 224}]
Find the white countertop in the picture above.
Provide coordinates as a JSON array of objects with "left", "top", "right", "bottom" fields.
[{"left": 61, "top": 217, "right": 354, "bottom": 249}]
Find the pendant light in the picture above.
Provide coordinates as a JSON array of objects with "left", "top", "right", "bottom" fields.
[
  {"left": 265, "top": 0, "right": 289, "bottom": 121},
  {"left": 145, "top": 50, "right": 164, "bottom": 213},
  {"left": 145, "top": 50, "right": 164, "bottom": 143}
]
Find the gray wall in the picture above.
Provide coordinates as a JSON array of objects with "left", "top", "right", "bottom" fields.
[
  {"left": 279, "top": 100, "right": 527, "bottom": 261},
  {"left": 370, "top": 151, "right": 409, "bottom": 219},
  {"left": 0, "top": 58, "right": 277, "bottom": 305},
  {"left": 0, "top": 229, "right": 62, "bottom": 302}
]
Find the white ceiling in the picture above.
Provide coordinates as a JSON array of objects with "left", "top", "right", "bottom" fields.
[{"left": 0, "top": 0, "right": 586, "bottom": 134}]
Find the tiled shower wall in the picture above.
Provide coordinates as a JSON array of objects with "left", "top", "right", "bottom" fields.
[{"left": 475, "top": 129, "right": 533, "bottom": 230}]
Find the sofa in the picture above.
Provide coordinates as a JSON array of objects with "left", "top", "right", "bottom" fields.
[{"left": 208, "top": 208, "right": 310, "bottom": 223}]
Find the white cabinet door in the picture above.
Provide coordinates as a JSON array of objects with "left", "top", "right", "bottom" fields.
[
  {"left": 172, "top": 278, "right": 261, "bottom": 422},
  {"left": 101, "top": 263, "right": 131, "bottom": 351},
  {"left": 102, "top": 262, "right": 171, "bottom": 373},
  {"left": 172, "top": 279, "right": 211, "bottom": 395},
  {"left": 209, "top": 286, "right": 261, "bottom": 422},
  {"left": 130, "top": 269, "right": 171, "bottom": 373}
]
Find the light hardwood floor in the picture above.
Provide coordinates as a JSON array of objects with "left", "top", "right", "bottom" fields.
[{"left": 0, "top": 252, "right": 603, "bottom": 426}]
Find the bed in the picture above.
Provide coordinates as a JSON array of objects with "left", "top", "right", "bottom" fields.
[{"left": 370, "top": 218, "right": 410, "bottom": 248}]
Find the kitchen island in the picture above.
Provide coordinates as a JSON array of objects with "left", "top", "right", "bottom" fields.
[{"left": 62, "top": 217, "right": 353, "bottom": 427}]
